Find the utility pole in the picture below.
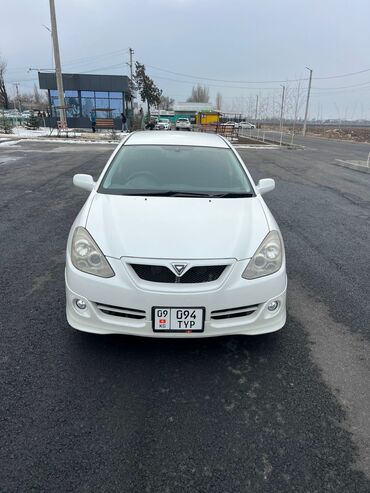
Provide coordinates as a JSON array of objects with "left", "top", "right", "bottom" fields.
[
  {"left": 128, "top": 47, "right": 134, "bottom": 81},
  {"left": 13, "top": 83, "right": 20, "bottom": 112},
  {"left": 279, "top": 84, "right": 285, "bottom": 146},
  {"left": 126, "top": 47, "right": 134, "bottom": 129},
  {"left": 254, "top": 95, "right": 259, "bottom": 122},
  {"left": 279, "top": 85, "right": 285, "bottom": 132},
  {"left": 49, "top": 0, "right": 66, "bottom": 127},
  {"left": 302, "top": 67, "right": 312, "bottom": 136},
  {"left": 291, "top": 80, "right": 301, "bottom": 145}
]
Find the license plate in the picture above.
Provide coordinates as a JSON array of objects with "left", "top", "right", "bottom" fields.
[{"left": 152, "top": 307, "right": 205, "bottom": 332}]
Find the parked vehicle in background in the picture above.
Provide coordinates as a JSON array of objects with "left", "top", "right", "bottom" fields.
[
  {"left": 221, "top": 121, "right": 239, "bottom": 128},
  {"left": 221, "top": 121, "right": 256, "bottom": 129},
  {"left": 155, "top": 118, "right": 172, "bottom": 130},
  {"left": 175, "top": 118, "right": 192, "bottom": 131},
  {"left": 239, "top": 121, "right": 256, "bottom": 129}
]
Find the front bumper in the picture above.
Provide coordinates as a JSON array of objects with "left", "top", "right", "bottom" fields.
[{"left": 65, "top": 257, "right": 287, "bottom": 338}]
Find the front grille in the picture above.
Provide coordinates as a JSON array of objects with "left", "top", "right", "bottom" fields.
[
  {"left": 95, "top": 303, "right": 146, "bottom": 319},
  {"left": 210, "top": 304, "right": 259, "bottom": 320},
  {"left": 130, "top": 264, "right": 226, "bottom": 283}
]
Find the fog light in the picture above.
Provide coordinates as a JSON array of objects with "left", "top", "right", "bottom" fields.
[
  {"left": 267, "top": 301, "right": 279, "bottom": 312},
  {"left": 75, "top": 299, "right": 87, "bottom": 310}
]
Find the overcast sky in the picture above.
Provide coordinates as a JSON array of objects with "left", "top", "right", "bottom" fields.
[{"left": 1, "top": 0, "right": 370, "bottom": 119}]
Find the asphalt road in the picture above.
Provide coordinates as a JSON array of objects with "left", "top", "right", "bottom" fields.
[
  {"left": 1, "top": 137, "right": 370, "bottom": 492},
  {"left": 242, "top": 128, "right": 370, "bottom": 161}
]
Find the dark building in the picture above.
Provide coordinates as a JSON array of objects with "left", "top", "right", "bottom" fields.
[{"left": 38, "top": 72, "right": 131, "bottom": 129}]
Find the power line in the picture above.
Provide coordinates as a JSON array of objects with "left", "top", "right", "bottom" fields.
[
  {"left": 315, "top": 68, "right": 370, "bottom": 80},
  {"left": 312, "top": 80, "right": 370, "bottom": 91},
  {"left": 146, "top": 73, "right": 280, "bottom": 90},
  {"left": 149, "top": 70, "right": 370, "bottom": 94},
  {"left": 79, "top": 63, "right": 125, "bottom": 74},
  {"left": 5, "top": 48, "right": 130, "bottom": 78},
  {"left": 311, "top": 84, "right": 370, "bottom": 97},
  {"left": 146, "top": 64, "right": 370, "bottom": 84},
  {"left": 63, "top": 49, "right": 130, "bottom": 68}
]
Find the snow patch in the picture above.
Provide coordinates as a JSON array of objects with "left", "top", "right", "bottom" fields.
[
  {"left": 0, "top": 156, "right": 20, "bottom": 166},
  {"left": 0, "top": 126, "right": 50, "bottom": 138},
  {"left": 22, "top": 138, "right": 118, "bottom": 146},
  {"left": 0, "top": 140, "right": 21, "bottom": 147}
]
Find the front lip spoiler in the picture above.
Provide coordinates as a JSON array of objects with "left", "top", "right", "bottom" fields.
[{"left": 65, "top": 271, "right": 287, "bottom": 338}]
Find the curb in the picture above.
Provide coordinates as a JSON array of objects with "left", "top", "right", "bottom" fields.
[
  {"left": 234, "top": 144, "right": 281, "bottom": 150},
  {"left": 24, "top": 138, "right": 119, "bottom": 145},
  {"left": 333, "top": 159, "right": 370, "bottom": 174},
  {"left": 238, "top": 134, "right": 303, "bottom": 150}
]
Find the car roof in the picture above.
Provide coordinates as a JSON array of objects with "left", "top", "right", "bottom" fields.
[{"left": 124, "top": 131, "right": 230, "bottom": 148}]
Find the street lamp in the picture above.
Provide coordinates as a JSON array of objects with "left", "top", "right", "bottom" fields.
[{"left": 42, "top": 25, "right": 54, "bottom": 71}]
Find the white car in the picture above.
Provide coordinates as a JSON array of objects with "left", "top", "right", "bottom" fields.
[
  {"left": 175, "top": 118, "right": 192, "bottom": 131},
  {"left": 66, "top": 131, "right": 287, "bottom": 338},
  {"left": 239, "top": 121, "right": 256, "bottom": 129},
  {"left": 222, "top": 121, "right": 239, "bottom": 127},
  {"left": 155, "top": 118, "right": 171, "bottom": 130}
]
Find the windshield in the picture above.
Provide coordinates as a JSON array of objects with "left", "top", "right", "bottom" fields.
[{"left": 99, "top": 145, "right": 254, "bottom": 197}]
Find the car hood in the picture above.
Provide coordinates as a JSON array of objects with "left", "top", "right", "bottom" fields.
[{"left": 85, "top": 193, "right": 269, "bottom": 260}]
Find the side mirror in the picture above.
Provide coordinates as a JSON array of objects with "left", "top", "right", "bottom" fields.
[
  {"left": 256, "top": 178, "right": 275, "bottom": 195},
  {"left": 73, "top": 174, "right": 95, "bottom": 192}
]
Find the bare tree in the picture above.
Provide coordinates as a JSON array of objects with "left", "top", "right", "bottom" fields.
[
  {"left": 33, "top": 84, "right": 41, "bottom": 105},
  {"left": 0, "top": 56, "right": 9, "bottom": 109},
  {"left": 215, "top": 92, "right": 223, "bottom": 111},
  {"left": 247, "top": 95, "right": 254, "bottom": 119},
  {"left": 159, "top": 95, "right": 174, "bottom": 110},
  {"left": 187, "top": 84, "right": 209, "bottom": 103},
  {"left": 9, "top": 90, "right": 48, "bottom": 112},
  {"left": 11, "top": 92, "right": 33, "bottom": 111},
  {"left": 230, "top": 96, "right": 246, "bottom": 115},
  {"left": 32, "top": 84, "right": 48, "bottom": 109}
]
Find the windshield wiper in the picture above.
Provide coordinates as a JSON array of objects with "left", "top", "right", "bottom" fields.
[
  {"left": 171, "top": 191, "right": 254, "bottom": 198},
  {"left": 117, "top": 190, "right": 177, "bottom": 196},
  {"left": 169, "top": 191, "right": 217, "bottom": 197},
  {"left": 119, "top": 190, "right": 217, "bottom": 197},
  {"left": 209, "top": 192, "right": 254, "bottom": 198},
  {"left": 116, "top": 191, "right": 254, "bottom": 198}
]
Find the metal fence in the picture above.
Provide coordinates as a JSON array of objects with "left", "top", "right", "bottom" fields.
[
  {"left": 238, "top": 127, "right": 298, "bottom": 147},
  {"left": 193, "top": 123, "right": 239, "bottom": 141}
]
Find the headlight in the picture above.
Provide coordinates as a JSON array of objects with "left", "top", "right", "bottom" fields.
[
  {"left": 242, "top": 231, "right": 283, "bottom": 280},
  {"left": 71, "top": 227, "right": 114, "bottom": 278}
]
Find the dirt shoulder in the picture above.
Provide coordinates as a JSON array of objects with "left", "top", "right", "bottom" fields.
[{"left": 261, "top": 124, "right": 370, "bottom": 143}]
